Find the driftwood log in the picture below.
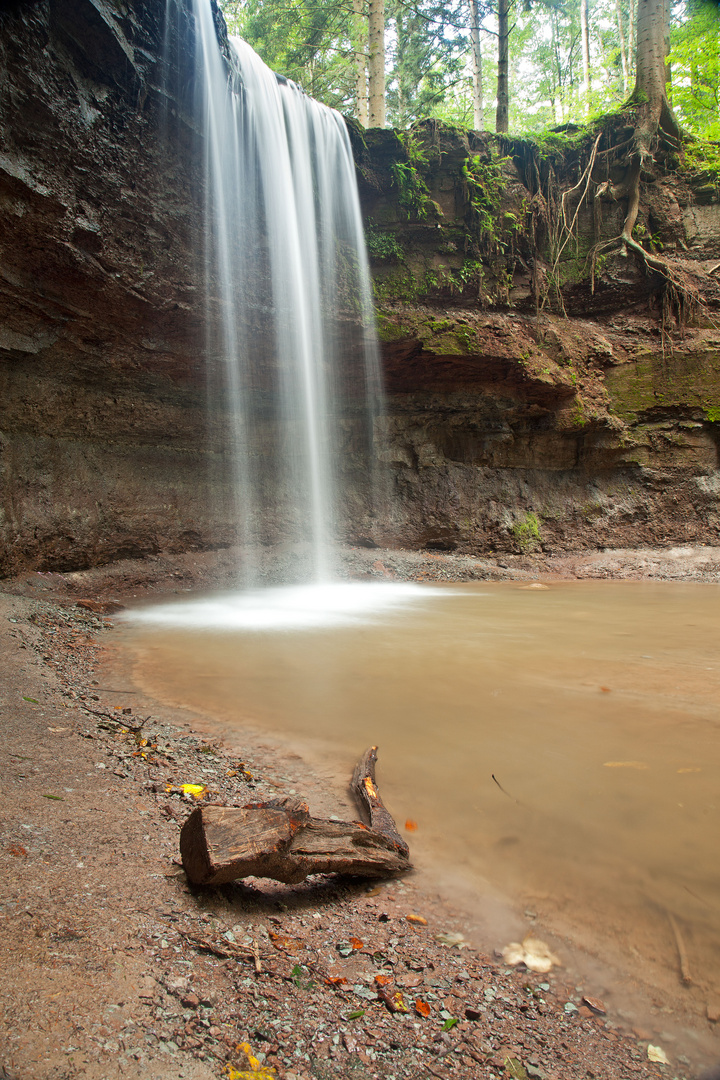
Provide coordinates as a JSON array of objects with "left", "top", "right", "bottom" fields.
[{"left": 180, "top": 746, "right": 411, "bottom": 886}]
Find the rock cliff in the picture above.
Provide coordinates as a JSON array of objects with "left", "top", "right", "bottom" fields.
[{"left": 1, "top": 0, "right": 720, "bottom": 574}]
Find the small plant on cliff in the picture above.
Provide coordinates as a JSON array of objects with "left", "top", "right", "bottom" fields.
[
  {"left": 511, "top": 512, "right": 542, "bottom": 552},
  {"left": 365, "top": 227, "right": 403, "bottom": 261},
  {"left": 705, "top": 405, "right": 720, "bottom": 423},
  {"left": 391, "top": 160, "right": 432, "bottom": 221},
  {"left": 462, "top": 154, "right": 506, "bottom": 242}
]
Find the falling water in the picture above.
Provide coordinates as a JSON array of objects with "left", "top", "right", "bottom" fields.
[{"left": 186, "top": 0, "right": 382, "bottom": 584}]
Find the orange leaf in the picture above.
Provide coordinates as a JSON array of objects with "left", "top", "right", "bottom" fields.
[
  {"left": 269, "top": 932, "right": 302, "bottom": 952},
  {"left": 406, "top": 914, "right": 427, "bottom": 926},
  {"left": 350, "top": 937, "right": 364, "bottom": 950},
  {"left": 325, "top": 976, "right": 348, "bottom": 986},
  {"left": 374, "top": 974, "right": 393, "bottom": 987},
  {"left": 405, "top": 819, "right": 418, "bottom": 832},
  {"left": 414, "top": 999, "right": 431, "bottom": 1018}
]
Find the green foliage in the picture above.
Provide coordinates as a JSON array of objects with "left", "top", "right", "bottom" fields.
[
  {"left": 511, "top": 512, "right": 542, "bottom": 551},
  {"left": 391, "top": 131, "right": 434, "bottom": 220},
  {"left": 220, "top": 0, "right": 720, "bottom": 141},
  {"left": 462, "top": 154, "right": 506, "bottom": 239},
  {"left": 391, "top": 161, "right": 432, "bottom": 219},
  {"left": 680, "top": 137, "right": 720, "bottom": 180},
  {"left": 365, "top": 227, "right": 403, "bottom": 261},
  {"left": 705, "top": 406, "right": 720, "bottom": 423},
  {"left": 669, "top": 0, "right": 720, "bottom": 139}
]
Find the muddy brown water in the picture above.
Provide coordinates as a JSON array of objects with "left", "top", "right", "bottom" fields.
[{"left": 123, "top": 580, "right": 720, "bottom": 1043}]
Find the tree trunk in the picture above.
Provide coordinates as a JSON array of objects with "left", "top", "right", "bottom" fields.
[
  {"left": 633, "top": 0, "right": 677, "bottom": 157},
  {"left": 469, "top": 0, "right": 484, "bottom": 131},
  {"left": 353, "top": 0, "right": 369, "bottom": 127},
  {"left": 617, "top": 0, "right": 679, "bottom": 245},
  {"left": 368, "top": 0, "right": 385, "bottom": 127},
  {"left": 580, "top": 0, "right": 591, "bottom": 115},
  {"left": 495, "top": 0, "right": 509, "bottom": 133},
  {"left": 616, "top": 0, "right": 629, "bottom": 95}
]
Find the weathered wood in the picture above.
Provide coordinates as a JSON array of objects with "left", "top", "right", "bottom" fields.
[
  {"left": 351, "top": 745, "right": 409, "bottom": 858},
  {"left": 180, "top": 753, "right": 411, "bottom": 887}
]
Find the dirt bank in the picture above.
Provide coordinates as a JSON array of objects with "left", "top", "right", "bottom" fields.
[{"left": 1, "top": 548, "right": 719, "bottom": 1080}]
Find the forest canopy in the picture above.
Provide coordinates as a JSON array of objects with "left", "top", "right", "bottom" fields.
[{"left": 219, "top": 0, "right": 720, "bottom": 138}]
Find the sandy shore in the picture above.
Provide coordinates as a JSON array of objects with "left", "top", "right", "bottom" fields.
[{"left": 2, "top": 546, "right": 720, "bottom": 1080}]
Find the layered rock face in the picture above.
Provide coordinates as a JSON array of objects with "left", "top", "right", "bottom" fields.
[
  {"left": 353, "top": 123, "right": 720, "bottom": 554},
  {"left": 1, "top": 1, "right": 720, "bottom": 574}
]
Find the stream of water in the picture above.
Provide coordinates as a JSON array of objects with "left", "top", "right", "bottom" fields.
[
  {"left": 185, "top": 0, "right": 382, "bottom": 580},
  {"left": 125, "top": 578, "right": 720, "bottom": 1029}
]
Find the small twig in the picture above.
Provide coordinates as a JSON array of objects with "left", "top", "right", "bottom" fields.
[
  {"left": 178, "top": 929, "right": 257, "bottom": 962},
  {"left": 81, "top": 705, "right": 148, "bottom": 735},
  {"left": 252, "top": 939, "right": 263, "bottom": 974},
  {"left": 491, "top": 774, "right": 519, "bottom": 804},
  {"left": 667, "top": 911, "right": 692, "bottom": 985}
]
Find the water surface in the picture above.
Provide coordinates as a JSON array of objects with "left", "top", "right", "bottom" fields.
[{"left": 126, "top": 579, "right": 720, "bottom": 1019}]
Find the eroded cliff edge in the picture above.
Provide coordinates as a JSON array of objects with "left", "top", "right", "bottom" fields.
[
  {"left": 1, "top": 0, "right": 720, "bottom": 574},
  {"left": 352, "top": 121, "right": 720, "bottom": 554}
]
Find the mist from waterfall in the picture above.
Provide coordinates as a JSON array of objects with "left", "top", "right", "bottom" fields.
[{"left": 187, "top": 0, "right": 383, "bottom": 584}]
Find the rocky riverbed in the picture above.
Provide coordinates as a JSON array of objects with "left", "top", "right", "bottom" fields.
[{"left": 2, "top": 547, "right": 720, "bottom": 1080}]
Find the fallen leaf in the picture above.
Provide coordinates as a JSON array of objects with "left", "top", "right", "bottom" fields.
[
  {"left": 600, "top": 686, "right": 612, "bottom": 693},
  {"left": 404, "top": 819, "right": 418, "bottom": 831},
  {"left": 41, "top": 794, "right": 64, "bottom": 801},
  {"left": 6, "top": 845, "right": 27, "bottom": 857},
  {"left": 349, "top": 936, "right": 364, "bottom": 950},
  {"left": 325, "top": 976, "right": 348, "bottom": 986},
  {"left": 22, "top": 696, "right": 39, "bottom": 704},
  {"left": 502, "top": 937, "right": 560, "bottom": 973},
  {"left": 436, "top": 931, "right": 468, "bottom": 948},
  {"left": 442, "top": 1017, "right": 459, "bottom": 1031},
  {"left": 647, "top": 1045, "right": 670, "bottom": 1065},
  {"left": 346, "top": 1009, "right": 365, "bottom": 1020},
  {"left": 603, "top": 761, "right": 649, "bottom": 770},
  {"left": 414, "top": 999, "right": 431, "bottom": 1017},
  {"left": 269, "top": 932, "right": 302, "bottom": 953},
  {"left": 504, "top": 1056, "right": 529, "bottom": 1079},
  {"left": 177, "top": 783, "right": 208, "bottom": 798},
  {"left": 406, "top": 913, "right": 427, "bottom": 925},
  {"left": 374, "top": 974, "right": 393, "bottom": 987}
]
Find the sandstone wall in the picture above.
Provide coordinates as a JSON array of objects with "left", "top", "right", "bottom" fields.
[{"left": 1, "top": 1, "right": 720, "bottom": 574}]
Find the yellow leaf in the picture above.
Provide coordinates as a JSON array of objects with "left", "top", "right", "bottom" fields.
[
  {"left": 647, "top": 1044, "right": 669, "bottom": 1064},
  {"left": 180, "top": 783, "right": 208, "bottom": 797}
]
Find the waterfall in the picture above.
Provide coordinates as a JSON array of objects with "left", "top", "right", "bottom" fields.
[{"left": 185, "top": 0, "right": 383, "bottom": 584}]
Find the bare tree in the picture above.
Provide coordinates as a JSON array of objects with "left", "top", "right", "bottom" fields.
[
  {"left": 469, "top": 0, "right": 485, "bottom": 130},
  {"left": 353, "top": 0, "right": 369, "bottom": 126},
  {"left": 580, "top": 0, "right": 591, "bottom": 114},
  {"left": 495, "top": 0, "right": 509, "bottom": 132},
  {"left": 368, "top": 0, "right": 386, "bottom": 126}
]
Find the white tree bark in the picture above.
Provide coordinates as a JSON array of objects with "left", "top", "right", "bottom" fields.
[
  {"left": 469, "top": 0, "right": 485, "bottom": 130},
  {"left": 353, "top": 0, "right": 369, "bottom": 127},
  {"left": 368, "top": 0, "right": 385, "bottom": 127},
  {"left": 580, "top": 0, "right": 591, "bottom": 115}
]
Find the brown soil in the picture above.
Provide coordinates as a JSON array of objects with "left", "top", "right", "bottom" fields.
[{"left": 2, "top": 547, "right": 720, "bottom": 1080}]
